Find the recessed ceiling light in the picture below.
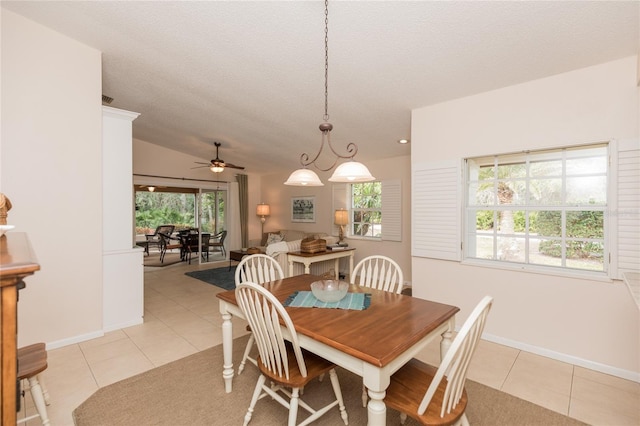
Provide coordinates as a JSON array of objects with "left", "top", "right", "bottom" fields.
[{"left": 398, "top": 139, "right": 410, "bottom": 144}]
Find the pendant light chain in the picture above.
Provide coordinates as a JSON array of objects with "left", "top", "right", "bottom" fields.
[
  {"left": 324, "top": 0, "right": 329, "bottom": 122},
  {"left": 284, "top": 0, "right": 375, "bottom": 185}
]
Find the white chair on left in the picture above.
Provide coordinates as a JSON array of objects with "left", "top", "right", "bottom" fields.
[
  {"left": 235, "top": 253, "right": 284, "bottom": 375},
  {"left": 236, "top": 281, "right": 349, "bottom": 426},
  {"left": 17, "top": 343, "right": 51, "bottom": 425}
]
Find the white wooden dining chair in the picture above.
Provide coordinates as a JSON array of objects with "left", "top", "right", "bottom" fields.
[
  {"left": 352, "top": 255, "right": 404, "bottom": 405},
  {"left": 350, "top": 255, "right": 404, "bottom": 294},
  {"left": 383, "top": 296, "right": 493, "bottom": 425},
  {"left": 235, "top": 254, "right": 284, "bottom": 375},
  {"left": 235, "top": 282, "right": 349, "bottom": 426}
]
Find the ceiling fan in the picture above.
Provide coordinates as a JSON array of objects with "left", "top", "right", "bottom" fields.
[{"left": 193, "top": 142, "right": 245, "bottom": 173}]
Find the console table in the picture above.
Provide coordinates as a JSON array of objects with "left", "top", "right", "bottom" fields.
[
  {"left": 287, "top": 248, "right": 355, "bottom": 279},
  {"left": 1, "top": 233, "right": 40, "bottom": 425},
  {"left": 228, "top": 249, "right": 264, "bottom": 270}
]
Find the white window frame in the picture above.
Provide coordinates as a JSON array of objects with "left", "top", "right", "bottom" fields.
[
  {"left": 349, "top": 181, "right": 383, "bottom": 240},
  {"left": 462, "top": 142, "right": 610, "bottom": 279},
  {"left": 333, "top": 180, "right": 402, "bottom": 242}
]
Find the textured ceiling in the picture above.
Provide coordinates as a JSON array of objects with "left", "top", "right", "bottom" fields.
[{"left": 3, "top": 1, "right": 638, "bottom": 176}]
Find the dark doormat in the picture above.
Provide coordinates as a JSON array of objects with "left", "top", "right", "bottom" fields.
[{"left": 185, "top": 266, "right": 236, "bottom": 290}]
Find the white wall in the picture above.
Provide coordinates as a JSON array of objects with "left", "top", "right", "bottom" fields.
[
  {"left": 411, "top": 56, "right": 639, "bottom": 379},
  {"left": 1, "top": 10, "right": 104, "bottom": 346},
  {"left": 260, "top": 155, "right": 413, "bottom": 281}
]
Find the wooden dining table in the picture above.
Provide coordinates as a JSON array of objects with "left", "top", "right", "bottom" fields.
[{"left": 216, "top": 274, "right": 459, "bottom": 426}]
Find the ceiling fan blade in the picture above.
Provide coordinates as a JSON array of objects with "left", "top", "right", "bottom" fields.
[
  {"left": 191, "top": 165, "right": 211, "bottom": 169},
  {"left": 194, "top": 161, "right": 210, "bottom": 165},
  {"left": 225, "top": 163, "right": 245, "bottom": 170}
]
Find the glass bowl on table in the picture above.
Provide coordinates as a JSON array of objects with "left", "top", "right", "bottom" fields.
[{"left": 310, "top": 280, "right": 349, "bottom": 303}]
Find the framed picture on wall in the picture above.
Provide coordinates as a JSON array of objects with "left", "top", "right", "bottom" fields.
[{"left": 291, "top": 196, "right": 315, "bottom": 223}]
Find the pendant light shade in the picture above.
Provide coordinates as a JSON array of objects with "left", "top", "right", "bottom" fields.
[
  {"left": 284, "top": 168, "right": 324, "bottom": 186},
  {"left": 328, "top": 161, "right": 375, "bottom": 182}
]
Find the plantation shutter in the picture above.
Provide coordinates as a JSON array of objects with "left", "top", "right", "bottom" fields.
[
  {"left": 614, "top": 139, "right": 640, "bottom": 277},
  {"left": 412, "top": 160, "right": 461, "bottom": 261},
  {"left": 382, "top": 180, "right": 402, "bottom": 241}
]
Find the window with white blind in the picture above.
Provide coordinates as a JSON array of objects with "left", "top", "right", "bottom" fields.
[{"left": 465, "top": 143, "right": 609, "bottom": 275}]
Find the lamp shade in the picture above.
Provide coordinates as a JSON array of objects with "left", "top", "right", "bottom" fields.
[
  {"left": 328, "top": 161, "right": 375, "bottom": 182},
  {"left": 284, "top": 168, "right": 324, "bottom": 186},
  {"left": 334, "top": 209, "right": 348, "bottom": 226},
  {"left": 256, "top": 203, "right": 270, "bottom": 217},
  {"left": 210, "top": 165, "right": 224, "bottom": 173}
]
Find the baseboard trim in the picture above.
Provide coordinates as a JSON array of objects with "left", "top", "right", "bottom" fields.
[
  {"left": 103, "top": 317, "right": 143, "bottom": 333},
  {"left": 482, "top": 332, "right": 640, "bottom": 383},
  {"left": 45, "top": 329, "right": 105, "bottom": 351}
]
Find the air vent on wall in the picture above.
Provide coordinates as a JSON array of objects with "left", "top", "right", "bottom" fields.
[{"left": 102, "top": 94, "right": 114, "bottom": 104}]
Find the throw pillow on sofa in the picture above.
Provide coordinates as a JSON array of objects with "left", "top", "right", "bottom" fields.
[
  {"left": 266, "top": 232, "right": 284, "bottom": 245},
  {"left": 260, "top": 231, "right": 280, "bottom": 246}
]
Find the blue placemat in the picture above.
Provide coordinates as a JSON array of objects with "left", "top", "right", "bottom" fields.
[{"left": 284, "top": 291, "right": 371, "bottom": 310}]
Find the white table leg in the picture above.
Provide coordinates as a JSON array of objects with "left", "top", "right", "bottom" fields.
[
  {"left": 440, "top": 317, "right": 456, "bottom": 359},
  {"left": 221, "top": 311, "right": 234, "bottom": 393},
  {"left": 303, "top": 260, "right": 311, "bottom": 274},
  {"left": 334, "top": 258, "right": 340, "bottom": 279},
  {"left": 363, "top": 365, "right": 388, "bottom": 425},
  {"left": 288, "top": 259, "right": 294, "bottom": 277},
  {"left": 366, "top": 390, "right": 386, "bottom": 425},
  {"left": 349, "top": 252, "right": 354, "bottom": 278}
]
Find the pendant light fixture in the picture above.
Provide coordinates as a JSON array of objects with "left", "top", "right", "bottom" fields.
[{"left": 284, "top": 0, "right": 374, "bottom": 186}]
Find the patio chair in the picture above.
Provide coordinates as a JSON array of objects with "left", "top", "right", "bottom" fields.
[
  {"left": 235, "top": 254, "right": 284, "bottom": 375},
  {"left": 145, "top": 225, "right": 175, "bottom": 254},
  {"left": 383, "top": 296, "right": 493, "bottom": 425},
  {"left": 181, "top": 232, "right": 201, "bottom": 264},
  {"left": 235, "top": 281, "right": 349, "bottom": 426},
  {"left": 209, "top": 230, "right": 227, "bottom": 257},
  {"left": 158, "top": 232, "right": 182, "bottom": 263},
  {"left": 200, "top": 233, "right": 211, "bottom": 261}
]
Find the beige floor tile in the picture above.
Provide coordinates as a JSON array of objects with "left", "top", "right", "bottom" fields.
[
  {"left": 502, "top": 351, "right": 573, "bottom": 415},
  {"left": 467, "top": 339, "right": 519, "bottom": 389},
  {"left": 80, "top": 337, "right": 145, "bottom": 365},
  {"left": 574, "top": 366, "right": 640, "bottom": 394},
  {"left": 77, "top": 329, "right": 128, "bottom": 349},
  {"left": 569, "top": 371, "right": 640, "bottom": 426},
  {"left": 139, "top": 336, "right": 199, "bottom": 366},
  {"left": 88, "top": 350, "right": 154, "bottom": 387}
]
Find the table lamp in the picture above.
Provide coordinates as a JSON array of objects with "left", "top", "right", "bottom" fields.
[
  {"left": 334, "top": 209, "right": 348, "bottom": 243},
  {"left": 256, "top": 203, "right": 270, "bottom": 234}
]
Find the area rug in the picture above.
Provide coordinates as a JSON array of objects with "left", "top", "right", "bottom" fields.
[
  {"left": 185, "top": 266, "right": 236, "bottom": 290},
  {"left": 73, "top": 335, "right": 587, "bottom": 426},
  {"left": 143, "top": 251, "right": 183, "bottom": 267}
]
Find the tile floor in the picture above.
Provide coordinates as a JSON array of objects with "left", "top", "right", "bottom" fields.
[{"left": 17, "top": 258, "right": 640, "bottom": 426}]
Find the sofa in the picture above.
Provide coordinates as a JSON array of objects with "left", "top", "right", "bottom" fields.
[{"left": 251, "top": 229, "right": 340, "bottom": 277}]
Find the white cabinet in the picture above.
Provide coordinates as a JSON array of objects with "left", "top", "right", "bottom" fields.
[{"left": 102, "top": 106, "right": 144, "bottom": 331}]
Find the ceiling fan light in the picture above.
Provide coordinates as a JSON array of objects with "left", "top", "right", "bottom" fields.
[
  {"left": 328, "top": 161, "right": 375, "bottom": 182},
  {"left": 284, "top": 168, "right": 324, "bottom": 186},
  {"left": 210, "top": 165, "right": 224, "bottom": 173}
]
